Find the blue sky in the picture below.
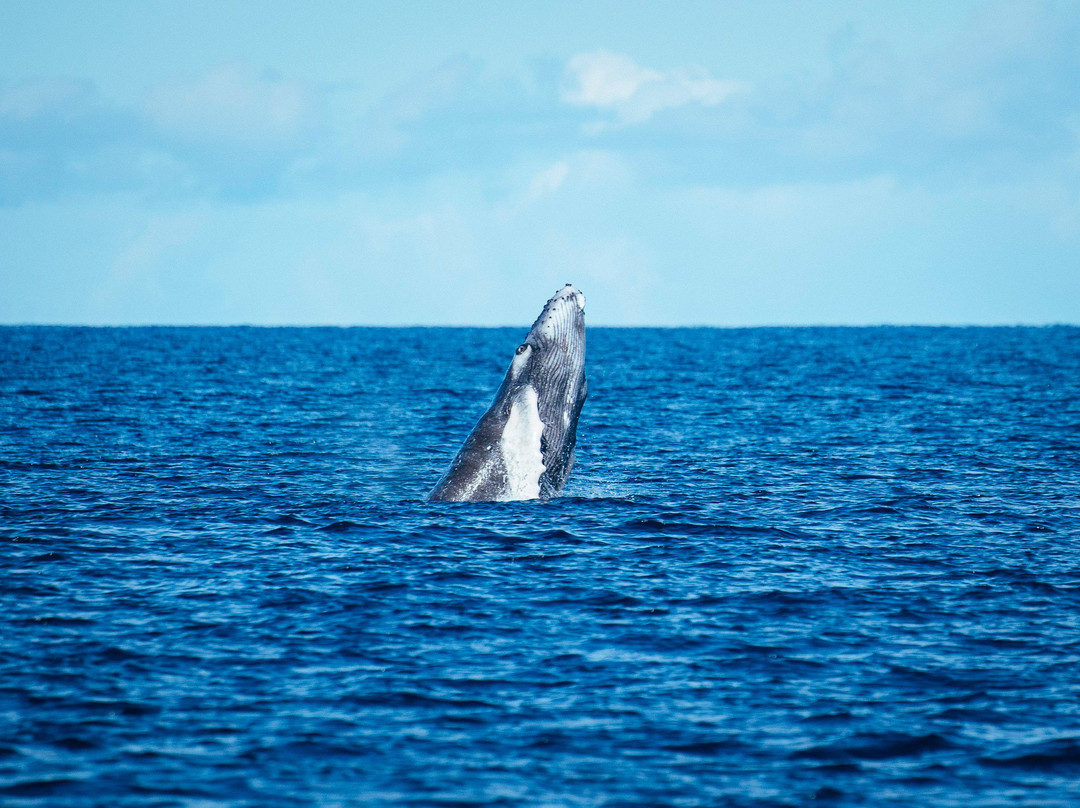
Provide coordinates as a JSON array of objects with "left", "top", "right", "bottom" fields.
[{"left": 1, "top": 0, "right": 1078, "bottom": 325}]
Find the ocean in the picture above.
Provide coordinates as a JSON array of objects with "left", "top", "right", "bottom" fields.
[{"left": 2, "top": 325, "right": 1079, "bottom": 807}]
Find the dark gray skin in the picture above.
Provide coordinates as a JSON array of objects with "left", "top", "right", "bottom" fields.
[{"left": 428, "top": 284, "right": 587, "bottom": 502}]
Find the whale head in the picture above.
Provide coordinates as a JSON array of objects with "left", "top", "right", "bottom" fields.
[
  {"left": 506, "top": 284, "right": 587, "bottom": 498},
  {"left": 428, "top": 283, "right": 587, "bottom": 502},
  {"left": 510, "top": 283, "right": 586, "bottom": 382}
]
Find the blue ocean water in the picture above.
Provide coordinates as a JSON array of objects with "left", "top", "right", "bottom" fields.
[{"left": 2, "top": 325, "right": 1080, "bottom": 807}]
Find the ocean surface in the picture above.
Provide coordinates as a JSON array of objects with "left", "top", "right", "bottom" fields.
[{"left": 2, "top": 324, "right": 1080, "bottom": 807}]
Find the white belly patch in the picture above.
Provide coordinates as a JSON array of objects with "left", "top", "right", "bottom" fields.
[{"left": 498, "top": 385, "right": 546, "bottom": 501}]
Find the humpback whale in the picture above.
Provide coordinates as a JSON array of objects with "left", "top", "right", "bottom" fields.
[{"left": 428, "top": 284, "right": 587, "bottom": 502}]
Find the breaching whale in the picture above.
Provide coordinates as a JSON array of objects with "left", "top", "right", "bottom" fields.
[{"left": 428, "top": 284, "right": 587, "bottom": 502}]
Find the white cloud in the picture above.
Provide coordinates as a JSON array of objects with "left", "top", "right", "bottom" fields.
[
  {"left": 562, "top": 51, "right": 661, "bottom": 108},
  {"left": 561, "top": 50, "right": 748, "bottom": 126}
]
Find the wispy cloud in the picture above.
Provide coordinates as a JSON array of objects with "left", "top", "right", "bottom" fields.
[
  {"left": 561, "top": 50, "right": 748, "bottom": 126},
  {"left": 144, "top": 64, "right": 323, "bottom": 152},
  {"left": 2, "top": 1, "right": 1079, "bottom": 208}
]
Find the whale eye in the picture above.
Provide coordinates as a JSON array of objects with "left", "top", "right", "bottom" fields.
[{"left": 516, "top": 344, "right": 530, "bottom": 355}]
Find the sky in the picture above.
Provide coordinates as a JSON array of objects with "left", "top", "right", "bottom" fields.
[{"left": 1, "top": 0, "right": 1078, "bottom": 326}]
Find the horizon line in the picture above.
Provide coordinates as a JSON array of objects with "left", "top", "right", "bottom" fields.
[{"left": 2, "top": 321, "right": 1077, "bottom": 329}]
